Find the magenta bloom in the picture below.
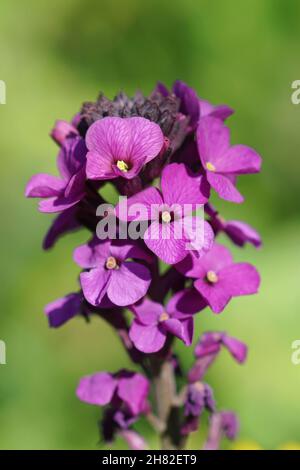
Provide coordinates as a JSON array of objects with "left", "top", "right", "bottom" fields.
[
  {"left": 176, "top": 243, "right": 260, "bottom": 313},
  {"left": 188, "top": 331, "right": 247, "bottom": 383},
  {"left": 25, "top": 136, "right": 87, "bottom": 213},
  {"left": 85, "top": 116, "right": 164, "bottom": 181},
  {"left": 117, "top": 163, "right": 214, "bottom": 264},
  {"left": 74, "top": 239, "right": 152, "bottom": 307},
  {"left": 129, "top": 289, "right": 206, "bottom": 353},
  {"left": 76, "top": 370, "right": 149, "bottom": 416},
  {"left": 45, "top": 292, "right": 83, "bottom": 328},
  {"left": 197, "top": 117, "right": 262, "bottom": 203}
]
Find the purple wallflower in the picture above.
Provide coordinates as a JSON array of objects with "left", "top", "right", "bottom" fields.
[
  {"left": 129, "top": 289, "right": 206, "bottom": 353},
  {"left": 176, "top": 243, "right": 260, "bottom": 313},
  {"left": 76, "top": 370, "right": 149, "bottom": 416},
  {"left": 117, "top": 162, "right": 214, "bottom": 264},
  {"left": 25, "top": 136, "right": 87, "bottom": 213},
  {"left": 85, "top": 116, "right": 164, "bottom": 181},
  {"left": 206, "top": 204, "right": 262, "bottom": 248},
  {"left": 74, "top": 238, "right": 152, "bottom": 307},
  {"left": 197, "top": 116, "right": 262, "bottom": 203},
  {"left": 181, "top": 382, "right": 215, "bottom": 436},
  {"left": 188, "top": 331, "right": 247, "bottom": 383},
  {"left": 45, "top": 292, "right": 83, "bottom": 328}
]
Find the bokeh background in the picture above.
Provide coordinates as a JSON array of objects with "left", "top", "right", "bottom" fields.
[{"left": 1, "top": 0, "right": 300, "bottom": 450}]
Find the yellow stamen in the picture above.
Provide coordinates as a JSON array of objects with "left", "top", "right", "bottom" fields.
[
  {"left": 161, "top": 211, "right": 172, "bottom": 223},
  {"left": 116, "top": 160, "right": 129, "bottom": 172},
  {"left": 206, "top": 270, "right": 218, "bottom": 284},
  {"left": 105, "top": 256, "right": 118, "bottom": 270},
  {"left": 159, "top": 312, "right": 169, "bottom": 322},
  {"left": 206, "top": 162, "right": 216, "bottom": 172}
]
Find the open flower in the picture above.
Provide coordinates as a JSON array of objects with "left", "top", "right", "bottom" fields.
[
  {"left": 117, "top": 162, "right": 214, "bottom": 264},
  {"left": 176, "top": 243, "right": 260, "bottom": 313},
  {"left": 85, "top": 116, "right": 164, "bottom": 180},
  {"left": 74, "top": 238, "right": 152, "bottom": 307},
  {"left": 188, "top": 331, "right": 247, "bottom": 383},
  {"left": 25, "top": 136, "right": 87, "bottom": 213},
  {"left": 197, "top": 116, "right": 262, "bottom": 203},
  {"left": 76, "top": 369, "right": 149, "bottom": 415},
  {"left": 129, "top": 289, "right": 206, "bottom": 353}
]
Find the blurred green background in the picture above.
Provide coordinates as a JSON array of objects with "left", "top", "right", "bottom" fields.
[{"left": 1, "top": 0, "right": 300, "bottom": 450}]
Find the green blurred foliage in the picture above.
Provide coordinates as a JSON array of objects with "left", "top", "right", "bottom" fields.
[{"left": 0, "top": 0, "right": 300, "bottom": 449}]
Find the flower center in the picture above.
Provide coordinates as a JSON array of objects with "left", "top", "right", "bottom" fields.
[
  {"left": 206, "top": 162, "right": 216, "bottom": 172},
  {"left": 116, "top": 160, "right": 129, "bottom": 172},
  {"left": 105, "top": 256, "right": 118, "bottom": 270},
  {"left": 206, "top": 270, "right": 218, "bottom": 284},
  {"left": 159, "top": 312, "right": 169, "bottom": 322},
  {"left": 161, "top": 211, "right": 172, "bottom": 223}
]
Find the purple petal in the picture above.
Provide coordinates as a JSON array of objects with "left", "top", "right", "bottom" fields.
[
  {"left": 161, "top": 163, "right": 209, "bottom": 206},
  {"left": 129, "top": 320, "right": 166, "bottom": 353},
  {"left": 225, "top": 220, "right": 262, "bottom": 248},
  {"left": 126, "top": 117, "right": 164, "bottom": 164},
  {"left": 167, "top": 288, "right": 207, "bottom": 316},
  {"left": 144, "top": 220, "right": 188, "bottom": 264},
  {"left": 45, "top": 292, "right": 82, "bottom": 328},
  {"left": 50, "top": 120, "right": 78, "bottom": 146},
  {"left": 117, "top": 372, "right": 149, "bottom": 415},
  {"left": 173, "top": 80, "right": 200, "bottom": 128},
  {"left": 215, "top": 145, "right": 262, "bottom": 175},
  {"left": 64, "top": 167, "right": 86, "bottom": 200},
  {"left": 163, "top": 317, "right": 194, "bottom": 346},
  {"left": 116, "top": 187, "right": 163, "bottom": 222},
  {"left": 57, "top": 136, "right": 87, "bottom": 181},
  {"left": 194, "top": 278, "right": 232, "bottom": 314},
  {"left": 107, "top": 261, "right": 151, "bottom": 306},
  {"left": 74, "top": 239, "right": 110, "bottom": 268},
  {"left": 25, "top": 173, "right": 65, "bottom": 198},
  {"left": 197, "top": 117, "right": 230, "bottom": 166},
  {"left": 38, "top": 194, "right": 82, "bottom": 213},
  {"left": 131, "top": 297, "right": 163, "bottom": 325},
  {"left": 76, "top": 372, "right": 117, "bottom": 406},
  {"left": 119, "top": 430, "right": 148, "bottom": 450},
  {"left": 176, "top": 243, "right": 233, "bottom": 279},
  {"left": 222, "top": 335, "right": 248, "bottom": 363},
  {"left": 207, "top": 172, "right": 244, "bottom": 203},
  {"left": 199, "top": 99, "right": 234, "bottom": 121},
  {"left": 43, "top": 206, "right": 80, "bottom": 250},
  {"left": 183, "top": 217, "right": 214, "bottom": 255},
  {"left": 219, "top": 263, "right": 260, "bottom": 297},
  {"left": 80, "top": 268, "right": 111, "bottom": 306},
  {"left": 109, "top": 241, "right": 153, "bottom": 263}
]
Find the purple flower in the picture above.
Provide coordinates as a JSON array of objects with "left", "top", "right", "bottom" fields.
[
  {"left": 204, "top": 411, "right": 239, "bottom": 450},
  {"left": 176, "top": 243, "right": 260, "bottom": 313},
  {"left": 117, "top": 163, "right": 214, "bottom": 264},
  {"left": 45, "top": 292, "right": 83, "bottom": 328},
  {"left": 188, "top": 331, "right": 247, "bottom": 383},
  {"left": 42, "top": 206, "right": 81, "bottom": 250},
  {"left": 206, "top": 204, "right": 262, "bottom": 248},
  {"left": 157, "top": 81, "right": 233, "bottom": 129},
  {"left": 74, "top": 238, "right": 152, "bottom": 307},
  {"left": 85, "top": 116, "right": 164, "bottom": 180},
  {"left": 181, "top": 382, "right": 215, "bottom": 436},
  {"left": 50, "top": 119, "right": 79, "bottom": 146},
  {"left": 25, "top": 136, "right": 87, "bottom": 213},
  {"left": 129, "top": 289, "right": 206, "bottom": 353},
  {"left": 197, "top": 116, "right": 262, "bottom": 203},
  {"left": 76, "top": 370, "right": 149, "bottom": 416}
]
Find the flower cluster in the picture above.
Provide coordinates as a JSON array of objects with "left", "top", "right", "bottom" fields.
[{"left": 26, "top": 81, "right": 262, "bottom": 450}]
